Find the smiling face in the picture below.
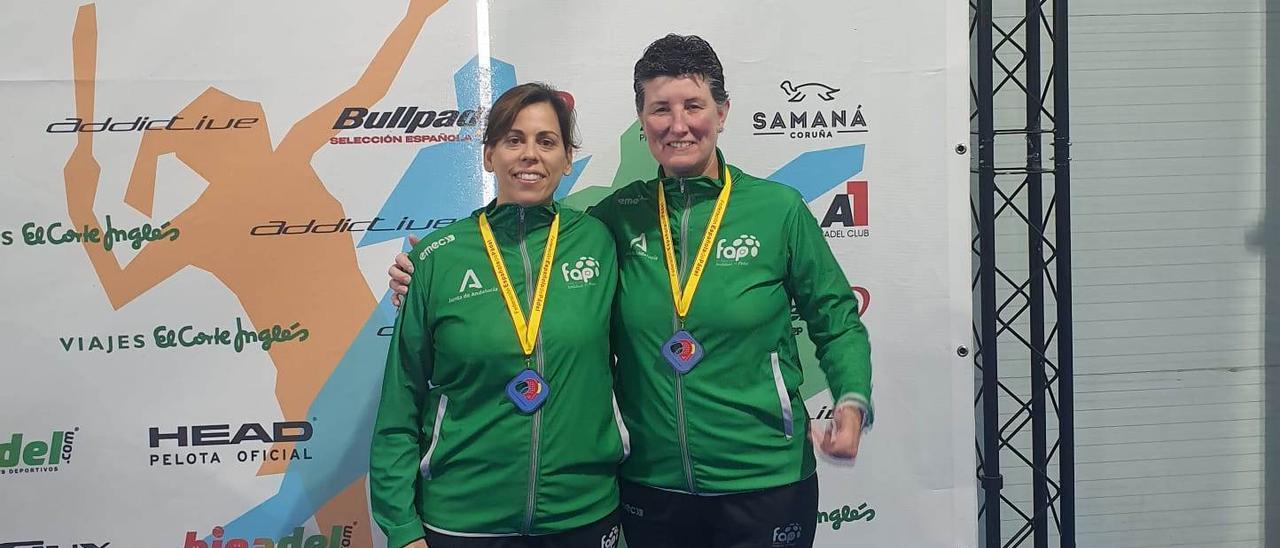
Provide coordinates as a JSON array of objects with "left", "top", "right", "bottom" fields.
[
  {"left": 638, "top": 74, "right": 728, "bottom": 179},
  {"left": 484, "top": 101, "right": 573, "bottom": 206}
]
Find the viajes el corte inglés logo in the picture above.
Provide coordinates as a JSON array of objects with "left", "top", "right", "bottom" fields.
[{"left": 818, "top": 502, "right": 877, "bottom": 530}]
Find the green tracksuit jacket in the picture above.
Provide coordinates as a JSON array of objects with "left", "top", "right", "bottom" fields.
[
  {"left": 590, "top": 150, "right": 873, "bottom": 494},
  {"left": 370, "top": 201, "right": 626, "bottom": 546}
]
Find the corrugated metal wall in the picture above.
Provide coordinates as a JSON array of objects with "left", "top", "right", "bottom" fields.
[{"left": 985, "top": 2, "right": 1268, "bottom": 546}]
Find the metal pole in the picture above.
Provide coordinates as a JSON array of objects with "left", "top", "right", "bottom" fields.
[
  {"left": 1024, "top": 0, "right": 1048, "bottom": 545},
  {"left": 977, "top": 0, "right": 1003, "bottom": 545},
  {"left": 1051, "top": 0, "right": 1076, "bottom": 545}
]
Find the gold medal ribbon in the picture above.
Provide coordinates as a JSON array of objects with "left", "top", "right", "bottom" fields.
[{"left": 478, "top": 211, "right": 560, "bottom": 357}]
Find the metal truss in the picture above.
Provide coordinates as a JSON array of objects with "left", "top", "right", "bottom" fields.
[{"left": 971, "top": 0, "right": 1075, "bottom": 546}]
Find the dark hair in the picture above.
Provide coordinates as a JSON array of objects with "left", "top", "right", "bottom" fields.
[
  {"left": 632, "top": 34, "right": 729, "bottom": 113},
  {"left": 483, "top": 82, "right": 579, "bottom": 151}
]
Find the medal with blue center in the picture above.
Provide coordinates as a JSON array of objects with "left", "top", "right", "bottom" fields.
[
  {"left": 479, "top": 210, "right": 559, "bottom": 414},
  {"left": 656, "top": 166, "right": 733, "bottom": 374}
]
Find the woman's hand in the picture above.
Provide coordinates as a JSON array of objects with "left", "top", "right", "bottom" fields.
[
  {"left": 405, "top": 539, "right": 430, "bottom": 548},
  {"left": 810, "top": 403, "right": 863, "bottom": 462},
  {"left": 389, "top": 235, "right": 418, "bottom": 306}
]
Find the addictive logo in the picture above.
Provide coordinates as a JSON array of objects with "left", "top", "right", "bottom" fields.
[
  {"left": 753, "top": 80, "right": 867, "bottom": 139},
  {"left": 771, "top": 523, "right": 803, "bottom": 547},
  {"left": 715, "top": 234, "right": 760, "bottom": 263},
  {"left": 147, "top": 421, "right": 313, "bottom": 467},
  {"left": 0, "top": 541, "right": 109, "bottom": 548},
  {"left": 249, "top": 216, "right": 456, "bottom": 236},
  {"left": 183, "top": 525, "right": 353, "bottom": 548},
  {"left": 561, "top": 256, "right": 600, "bottom": 286},
  {"left": 820, "top": 181, "right": 870, "bottom": 239},
  {"left": 0, "top": 429, "right": 78, "bottom": 475},
  {"left": 46, "top": 114, "right": 259, "bottom": 134}
]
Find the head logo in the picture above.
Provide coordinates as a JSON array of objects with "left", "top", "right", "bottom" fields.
[
  {"left": 781, "top": 80, "right": 839, "bottom": 102},
  {"left": 771, "top": 523, "right": 803, "bottom": 546},
  {"left": 0, "top": 429, "right": 78, "bottom": 475},
  {"left": 820, "top": 181, "right": 870, "bottom": 239},
  {"left": 600, "top": 525, "right": 620, "bottom": 548},
  {"left": 148, "top": 421, "right": 313, "bottom": 467},
  {"left": 561, "top": 256, "right": 600, "bottom": 285},
  {"left": 716, "top": 234, "right": 760, "bottom": 262},
  {"left": 459, "top": 269, "right": 484, "bottom": 292}
]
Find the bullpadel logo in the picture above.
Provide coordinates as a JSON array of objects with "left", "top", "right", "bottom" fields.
[
  {"left": 329, "top": 105, "right": 482, "bottom": 145},
  {"left": 0, "top": 429, "right": 78, "bottom": 476}
]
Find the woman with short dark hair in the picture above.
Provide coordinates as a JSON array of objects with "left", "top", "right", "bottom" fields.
[{"left": 590, "top": 34, "right": 871, "bottom": 548}]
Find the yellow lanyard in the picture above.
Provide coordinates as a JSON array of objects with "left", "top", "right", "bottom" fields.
[
  {"left": 478, "top": 211, "right": 560, "bottom": 358},
  {"left": 656, "top": 167, "right": 733, "bottom": 323}
]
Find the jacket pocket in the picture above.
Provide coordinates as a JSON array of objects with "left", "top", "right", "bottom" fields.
[
  {"left": 419, "top": 394, "right": 449, "bottom": 479},
  {"left": 769, "top": 352, "right": 794, "bottom": 439}
]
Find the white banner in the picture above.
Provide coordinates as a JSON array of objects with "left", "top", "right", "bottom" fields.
[{"left": 0, "top": 1, "right": 974, "bottom": 546}]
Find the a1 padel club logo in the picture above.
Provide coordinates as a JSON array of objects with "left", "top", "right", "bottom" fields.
[{"left": 820, "top": 181, "right": 870, "bottom": 239}]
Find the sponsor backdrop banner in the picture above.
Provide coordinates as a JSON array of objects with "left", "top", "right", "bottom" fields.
[{"left": 0, "top": 1, "right": 973, "bottom": 546}]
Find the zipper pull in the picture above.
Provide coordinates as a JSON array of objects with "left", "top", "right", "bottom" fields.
[{"left": 679, "top": 178, "right": 686, "bottom": 194}]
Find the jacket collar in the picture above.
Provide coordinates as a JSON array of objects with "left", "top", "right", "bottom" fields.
[
  {"left": 657, "top": 148, "right": 730, "bottom": 189},
  {"left": 470, "top": 199, "right": 559, "bottom": 232}
]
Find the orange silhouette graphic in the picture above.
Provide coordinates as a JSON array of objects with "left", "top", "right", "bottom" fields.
[{"left": 63, "top": 2, "right": 447, "bottom": 545}]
